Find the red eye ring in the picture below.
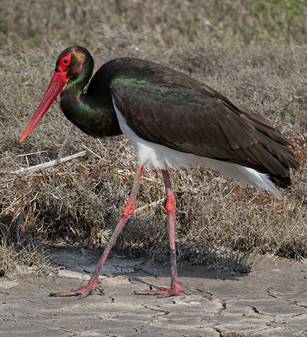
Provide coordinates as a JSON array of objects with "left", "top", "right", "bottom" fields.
[{"left": 59, "top": 54, "right": 71, "bottom": 71}]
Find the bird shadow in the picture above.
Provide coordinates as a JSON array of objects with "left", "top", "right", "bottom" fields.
[{"left": 45, "top": 244, "right": 252, "bottom": 288}]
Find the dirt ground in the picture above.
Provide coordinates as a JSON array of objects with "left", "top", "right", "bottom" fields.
[{"left": 0, "top": 248, "right": 306, "bottom": 337}]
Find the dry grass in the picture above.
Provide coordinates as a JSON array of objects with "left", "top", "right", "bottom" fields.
[
  {"left": 0, "top": 242, "right": 48, "bottom": 274},
  {"left": 0, "top": 0, "right": 307, "bottom": 273}
]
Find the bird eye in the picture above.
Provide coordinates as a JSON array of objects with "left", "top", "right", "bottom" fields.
[{"left": 59, "top": 54, "right": 71, "bottom": 71}]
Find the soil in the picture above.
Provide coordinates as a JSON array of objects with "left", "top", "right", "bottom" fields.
[{"left": 0, "top": 248, "right": 306, "bottom": 337}]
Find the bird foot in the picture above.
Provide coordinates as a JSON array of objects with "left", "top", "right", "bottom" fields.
[
  {"left": 135, "top": 284, "right": 186, "bottom": 297},
  {"left": 49, "top": 280, "right": 101, "bottom": 298}
]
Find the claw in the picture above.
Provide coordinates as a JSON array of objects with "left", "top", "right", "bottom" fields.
[
  {"left": 135, "top": 284, "right": 185, "bottom": 297},
  {"left": 49, "top": 281, "right": 99, "bottom": 298}
]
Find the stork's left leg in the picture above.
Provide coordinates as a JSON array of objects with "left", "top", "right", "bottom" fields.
[
  {"left": 136, "top": 169, "right": 185, "bottom": 297},
  {"left": 50, "top": 165, "right": 144, "bottom": 297}
]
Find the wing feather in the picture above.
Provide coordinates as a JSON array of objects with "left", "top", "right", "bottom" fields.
[{"left": 110, "top": 76, "right": 298, "bottom": 184}]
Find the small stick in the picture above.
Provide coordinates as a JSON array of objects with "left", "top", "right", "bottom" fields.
[
  {"left": 82, "top": 143, "right": 103, "bottom": 160},
  {"left": 135, "top": 198, "right": 164, "bottom": 214},
  {"left": 10, "top": 151, "right": 87, "bottom": 174},
  {"left": 16, "top": 150, "right": 48, "bottom": 157}
]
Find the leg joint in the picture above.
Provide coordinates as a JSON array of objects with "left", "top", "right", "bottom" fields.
[
  {"left": 123, "top": 201, "right": 136, "bottom": 218},
  {"left": 165, "top": 193, "right": 176, "bottom": 214}
]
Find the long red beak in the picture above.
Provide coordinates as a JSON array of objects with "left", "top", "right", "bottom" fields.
[{"left": 20, "top": 71, "right": 69, "bottom": 142}]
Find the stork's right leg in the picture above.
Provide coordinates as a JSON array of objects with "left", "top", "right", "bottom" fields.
[{"left": 136, "top": 168, "right": 185, "bottom": 297}]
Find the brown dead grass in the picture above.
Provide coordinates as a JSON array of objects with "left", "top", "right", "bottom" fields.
[
  {"left": 0, "top": 0, "right": 307, "bottom": 273},
  {"left": 0, "top": 242, "right": 48, "bottom": 274}
]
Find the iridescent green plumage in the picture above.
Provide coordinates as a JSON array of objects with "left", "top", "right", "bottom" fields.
[{"left": 58, "top": 46, "right": 298, "bottom": 187}]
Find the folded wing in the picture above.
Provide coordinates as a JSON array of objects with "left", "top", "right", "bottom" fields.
[{"left": 111, "top": 75, "right": 298, "bottom": 187}]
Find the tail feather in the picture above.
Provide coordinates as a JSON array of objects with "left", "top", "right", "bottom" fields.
[{"left": 239, "top": 167, "right": 283, "bottom": 199}]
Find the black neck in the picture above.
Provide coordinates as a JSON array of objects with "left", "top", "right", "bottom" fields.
[{"left": 60, "top": 55, "right": 121, "bottom": 137}]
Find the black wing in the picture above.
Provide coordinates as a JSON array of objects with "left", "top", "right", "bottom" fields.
[{"left": 110, "top": 73, "right": 298, "bottom": 186}]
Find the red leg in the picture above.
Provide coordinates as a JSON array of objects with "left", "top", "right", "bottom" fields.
[
  {"left": 136, "top": 168, "right": 185, "bottom": 297},
  {"left": 50, "top": 165, "right": 144, "bottom": 297}
]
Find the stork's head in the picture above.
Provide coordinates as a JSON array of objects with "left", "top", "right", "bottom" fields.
[{"left": 20, "top": 46, "right": 93, "bottom": 141}]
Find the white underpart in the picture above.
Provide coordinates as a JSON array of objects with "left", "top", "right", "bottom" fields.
[{"left": 112, "top": 97, "right": 282, "bottom": 199}]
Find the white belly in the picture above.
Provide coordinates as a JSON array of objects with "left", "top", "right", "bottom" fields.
[{"left": 112, "top": 97, "right": 282, "bottom": 199}]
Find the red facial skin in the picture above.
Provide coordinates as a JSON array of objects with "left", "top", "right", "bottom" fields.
[{"left": 19, "top": 54, "right": 72, "bottom": 142}]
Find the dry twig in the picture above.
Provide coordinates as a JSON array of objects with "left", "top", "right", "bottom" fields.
[{"left": 8, "top": 151, "right": 87, "bottom": 174}]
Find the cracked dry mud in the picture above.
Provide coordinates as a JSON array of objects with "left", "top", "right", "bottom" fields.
[{"left": 0, "top": 249, "right": 306, "bottom": 337}]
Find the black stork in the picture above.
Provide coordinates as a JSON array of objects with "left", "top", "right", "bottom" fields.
[{"left": 20, "top": 46, "right": 298, "bottom": 297}]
